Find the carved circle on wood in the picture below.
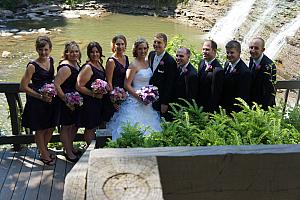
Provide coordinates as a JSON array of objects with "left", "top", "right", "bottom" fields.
[{"left": 102, "top": 173, "right": 150, "bottom": 200}]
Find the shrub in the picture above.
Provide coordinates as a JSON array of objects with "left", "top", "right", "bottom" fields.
[{"left": 105, "top": 99, "right": 300, "bottom": 148}]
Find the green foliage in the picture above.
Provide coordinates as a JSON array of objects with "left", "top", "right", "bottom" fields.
[
  {"left": 106, "top": 123, "right": 149, "bottom": 148},
  {"left": 105, "top": 99, "right": 300, "bottom": 148},
  {"left": 285, "top": 105, "right": 300, "bottom": 132}
]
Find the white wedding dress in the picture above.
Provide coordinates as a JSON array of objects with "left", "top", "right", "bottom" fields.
[{"left": 107, "top": 67, "right": 162, "bottom": 140}]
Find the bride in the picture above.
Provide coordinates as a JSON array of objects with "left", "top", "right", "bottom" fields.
[{"left": 107, "top": 38, "right": 162, "bottom": 140}]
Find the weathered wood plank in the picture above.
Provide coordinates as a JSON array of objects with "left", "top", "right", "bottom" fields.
[
  {"left": 0, "top": 149, "right": 26, "bottom": 200},
  {"left": 11, "top": 148, "right": 37, "bottom": 200},
  {"left": 23, "top": 149, "right": 44, "bottom": 200},
  {"left": 37, "top": 164, "right": 55, "bottom": 200},
  {"left": 275, "top": 80, "right": 300, "bottom": 89},
  {"left": 0, "top": 149, "right": 15, "bottom": 193},
  {"left": 0, "top": 133, "right": 85, "bottom": 145},
  {"left": 50, "top": 154, "right": 67, "bottom": 200},
  {"left": 0, "top": 148, "right": 5, "bottom": 163},
  {"left": 63, "top": 141, "right": 95, "bottom": 200}
]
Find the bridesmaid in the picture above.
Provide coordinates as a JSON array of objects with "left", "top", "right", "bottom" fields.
[
  {"left": 54, "top": 41, "right": 81, "bottom": 162},
  {"left": 20, "top": 35, "right": 58, "bottom": 165},
  {"left": 76, "top": 42, "right": 106, "bottom": 145},
  {"left": 104, "top": 35, "right": 129, "bottom": 120}
]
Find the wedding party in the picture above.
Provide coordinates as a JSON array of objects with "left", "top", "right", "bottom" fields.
[{"left": 19, "top": 32, "right": 277, "bottom": 165}]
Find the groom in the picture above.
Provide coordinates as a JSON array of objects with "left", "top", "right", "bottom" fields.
[{"left": 149, "top": 33, "right": 177, "bottom": 121}]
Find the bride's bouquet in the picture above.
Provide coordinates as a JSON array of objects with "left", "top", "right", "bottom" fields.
[
  {"left": 65, "top": 91, "right": 83, "bottom": 111},
  {"left": 91, "top": 79, "right": 109, "bottom": 95},
  {"left": 110, "top": 87, "right": 127, "bottom": 105},
  {"left": 39, "top": 83, "right": 57, "bottom": 98},
  {"left": 136, "top": 85, "right": 159, "bottom": 105}
]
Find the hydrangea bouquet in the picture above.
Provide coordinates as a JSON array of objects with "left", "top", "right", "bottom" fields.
[
  {"left": 91, "top": 79, "right": 109, "bottom": 95},
  {"left": 110, "top": 87, "right": 127, "bottom": 105},
  {"left": 65, "top": 91, "right": 83, "bottom": 111},
  {"left": 39, "top": 83, "right": 57, "bottom": 98},
  {"left": 136, "top": 85, "right": 159, "bottom": 105}
]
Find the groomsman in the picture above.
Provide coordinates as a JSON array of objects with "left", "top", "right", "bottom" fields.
[
  {"left": 249, "top": 37, "right": 276, "bottom": 110},
  {"left": 197, "top": 40, "right": 224, "bottom": 112},
  {"left": 149, "top": 33, "right": 177, "bottom": 120},
  {"left": 174, "top": 47, "right": 198, "bottom": 105},
  {"left": 221, "top": 40, "right": 251, "bottom": 113}
]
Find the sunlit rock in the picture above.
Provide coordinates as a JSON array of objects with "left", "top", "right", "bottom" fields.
[{"left": 2, "top": 51, "right": 11, "bottom": 58}]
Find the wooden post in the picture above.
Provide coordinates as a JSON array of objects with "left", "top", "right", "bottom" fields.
[
  {"left": 5, "top": 93, "right": 21, "bottom": 151},
  {"left": 87, "top": 151, "right": 163, "bottom": 200},
  {"left": 95, "top": 128, "right": 112, "bottom": 148}
]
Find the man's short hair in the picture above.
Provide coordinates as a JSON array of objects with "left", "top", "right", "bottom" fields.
[
  {"left": 225, "top": 40, "right": 241, "bottom": 52},
  {"left": 204, "top": 39, "right": 217, "bottom": 50},
  {"left": 154, "top": 33, "right": 168, "bottom": 44}
]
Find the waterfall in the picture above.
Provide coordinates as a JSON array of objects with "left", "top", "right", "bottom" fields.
[
  {"left": 265, "top": 13, "right": 300, "bottom": 59},
  {"left": 208, "top": 0, "right": 256, "bottom": 45},
  {"left": 241, "top": 0, "right": 277, "bottom": 50}
]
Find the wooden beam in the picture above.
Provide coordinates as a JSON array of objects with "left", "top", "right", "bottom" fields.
[
  {"left": 275, "top": 80, "right": 300, "bottom": 89},
  {"left": 0, "top": 134, "right": 84, "bottom": 145}
]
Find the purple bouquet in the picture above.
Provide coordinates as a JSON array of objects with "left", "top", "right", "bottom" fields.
[
  {"left": 91, "top": 79, "right": 109, "bottom": 95},
  {"left": 65, "top": 91, "right": 83, "bottom": 111},
  {"left": 39, "top": 83, "right": 57, "bottom": 98},
  {"left": 110, "top": 87, "right": 127, "bottom": 104},
  {"left": 136, "top": 85, "right": 159, "bottom": 105}
]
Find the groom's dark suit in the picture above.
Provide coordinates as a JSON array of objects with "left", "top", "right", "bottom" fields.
[
  {"left": 249, "top": 54, "right": 276, "bottom": 110},
  {"left": 149, "top": 51, "right": 177, "bottom": 120},
  {"left": 197, "top": 59, "right": 224, "bottom": 113},
  {"left": 220, "top": 59, "right": 251, "bottom": 113},
  {"left": 174, "top": 62, "right": 198, "bottom": 105}
]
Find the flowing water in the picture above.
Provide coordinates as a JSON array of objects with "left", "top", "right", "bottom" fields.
[
  {"left": 265, "top": 13, "right": 300, "bottom": 59},
  {"left": 241, "top": 0, "right": 277, "bottom": 50},
  {"left": 208, "top": 0, "right": 256, "bottom": 46},
  {"left": 0, "top": 13, "right": 204, "bottom": 136}
]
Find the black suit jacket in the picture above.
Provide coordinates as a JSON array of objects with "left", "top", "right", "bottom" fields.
[
  {"left": 174, "top": 62, "right": 198, "bottom": 105},
  {"left": 197, "top": 59, "right": 224, "bottom": 113},
  {"left": 249, "top": 54, "right": 276, "bottom": 110},
  {"left": 221, "top": 59, "right": 251, "bottom": 113},
  {"left": 149, "top": 51, "right": 177, "bottom": 117}
]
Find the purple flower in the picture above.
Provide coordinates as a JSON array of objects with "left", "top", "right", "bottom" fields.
[
  {"left": 91, "top": 79, "right": 109, "bottom": 95},
  {"left": 205, "top": 64, "right": 213, "bottom": 72},
  {"left": 255, "top": 64, "right": 261, "bottom": 70},
  {"left": 39, "top": 83, "right": 57, "bottom": 97},
  {"left": 159, "top": 60, "right": 164, "bottom": 65},
  {"left": 136, "top": 85, "right": 159, "bottom": 105},
  {"left": 65, "top": 92, "right": 83, "bottom": 110},
  {"left": 110, "top": 87, "right": 127, "bottom": 104}
]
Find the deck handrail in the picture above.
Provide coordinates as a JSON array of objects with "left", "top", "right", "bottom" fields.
[{"left": 0, "top": 81, "right": 299, "bottom": 150}]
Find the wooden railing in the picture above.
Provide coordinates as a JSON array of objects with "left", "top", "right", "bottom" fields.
[{"left": 0, "top": 81, "right": 299, "bottom": 150}]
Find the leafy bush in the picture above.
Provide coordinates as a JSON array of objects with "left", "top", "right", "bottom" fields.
[
  {"left": 105, "top": 99, "right": 300, "bottom": 148},
  {"left": 106, "top": 123, "right": 150, "bottom": 148},
  {"left": 285, "top": 105, "right": 300, "bottom": 132}
]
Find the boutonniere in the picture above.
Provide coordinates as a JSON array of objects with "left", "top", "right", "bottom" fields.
[
  {"left": 180, "top": 67, "right": 188, "bottom": 75},
  {"left": 159, "top": 60, "right": 164, "bottom": 65},
  {"left": 205, "top": 64, "right": 213, "bottom": 72},
  {"left": 255, "top": 64, "right": 261, "bottom": 70}
]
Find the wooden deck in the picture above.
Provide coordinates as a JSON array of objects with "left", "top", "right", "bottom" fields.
[{"left": 0, "top": 147, "right": 75, "bottom": 200}]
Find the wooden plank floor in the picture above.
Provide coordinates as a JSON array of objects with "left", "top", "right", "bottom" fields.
[{"left": 0, "top": 147, "right": 75, "bottom": 200}]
